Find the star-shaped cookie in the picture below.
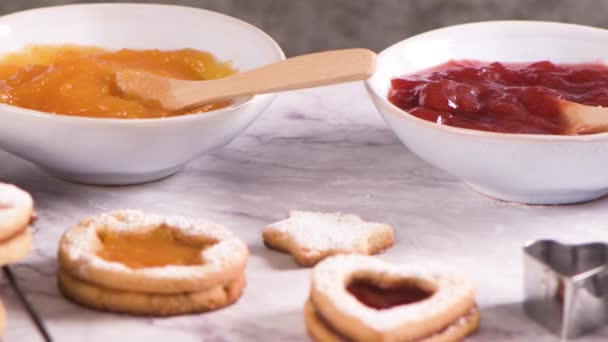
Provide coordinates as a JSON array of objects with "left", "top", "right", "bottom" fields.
[{"left": 262, "top": 210, "right": 394, "bottom": 266}]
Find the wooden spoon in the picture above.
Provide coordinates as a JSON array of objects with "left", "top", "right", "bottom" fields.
[
  {"left": 559, "top": 100, "right": 608, "bottom": 135},
  {"left": 114, "top": 49, "right": 376, "bottom": 112}
]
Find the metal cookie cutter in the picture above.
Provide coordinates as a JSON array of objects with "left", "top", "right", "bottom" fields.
[{"left": 524, "top": 240, "right": 608, "bottom": 339}]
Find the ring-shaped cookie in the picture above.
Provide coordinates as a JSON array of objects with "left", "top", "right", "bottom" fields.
[
  {"left": 0, "top": 183, "right": 33, "bottom": 241},
  {"left": 58, "top": 269, "right": 246, "bottom": 316},
  {"left": 0, "top": 300, "right": 5, "bottom": 337},
  {"left": 310, "top": 255, "right": 477, "bottom": 341},
  {"left": 0, "top": 183, "right": 34, "bottom": 241},
  {"left": 0, "top": 227, "right": 32, "bottom": 266},
  {"left": 58, "top": 210, "right": 249, "bottom": 294},
  {"left": 0, "top": 183, "right": 33, "bottom": 265},
  {"left": 304, "top": 299, "right": 480, "bottom": 342}
]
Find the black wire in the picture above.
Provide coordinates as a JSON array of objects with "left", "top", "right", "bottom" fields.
[{"left": 2, "top": 266, "right": 53, "bottom": 342}]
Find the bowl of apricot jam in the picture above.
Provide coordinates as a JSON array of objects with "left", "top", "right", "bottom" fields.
[
  {"left": 365, "top": 21, "right": 608, "bottom": 204},
  {"left": 0, "top": 4, "right": 284, "bottom": 185}
]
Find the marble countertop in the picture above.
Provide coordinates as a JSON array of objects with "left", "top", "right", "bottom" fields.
[{"left": 2, "top": 82, "right": 608, "bottom": 342}]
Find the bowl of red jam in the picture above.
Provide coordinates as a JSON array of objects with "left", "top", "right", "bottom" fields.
[{"left": 365, "top": 21, "right": 608, "bottom": 204}]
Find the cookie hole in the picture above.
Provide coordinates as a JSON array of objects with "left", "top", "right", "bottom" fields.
[
  {"left": 96, "top": 225, "right": 216, "bottom": 269},
  {"left": 346, "top": 276, "right": 436, "bottom": 310}
]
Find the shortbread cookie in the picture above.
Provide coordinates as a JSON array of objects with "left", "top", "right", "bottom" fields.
[
  {"left": 0, "top": 227, "right": 32, "bottom": 266},
  {"left": 0, "top": 300, "right": 5, "bottom": 337},
  {"left": 58, "top": 210, "right": 249, "bottom": 315},
  {"left": 59, "top": 210, "right": 249, "bottom": 294},
  {"left": 58, "top": 269, "right": 246, "bottom": 316},
  {"left": 262, "top": 211, "right": 394, "bottom": 266},
  {"left": 305, "top": 300, "right": 480, "bottom": 342},
  {"left": 0, "top": 183, "right": 34, "bottom": 265},
  {"left": 307, "top": 255, "right": 479, "bottom": 341},
  {"left": 0, "top": 183, "right": 33, "bottom": 240}
]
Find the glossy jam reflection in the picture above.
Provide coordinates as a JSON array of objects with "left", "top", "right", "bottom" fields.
[
  {"left": 388, "top": 60, "right": 608, "bottom": 135},
  {"left": 346, "top": 279, "right": 434, "bottom": 310},
  {"left": 96, "top": 228, "right": 210, "bottom": 269},
  {"left": 0, "top": 45, "right": 237, "bottom": 118}
]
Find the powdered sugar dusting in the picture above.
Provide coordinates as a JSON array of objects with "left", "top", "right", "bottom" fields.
[
  {"left": 0, "top": 183, "right": 33, "bottom": 234},
  {"left": 61, "top": 210, "right": 248, "bottom": 281},
  {"left": 312, "top": 255, "right": 475, "bottom": 332},
  {"left": 0, "top": 184, "right": 21, "bottom": 208},
  {"left": 81, "top": 210, "right": 233, "bottom": 240},
  {"left": 265, "top": 210, "right": 392, "bottom": 251},
  {"left": 0, "top": 183, "right": 31, "bottom": 210}
]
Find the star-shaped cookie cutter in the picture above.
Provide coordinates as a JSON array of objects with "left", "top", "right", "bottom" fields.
[{"left": 524, "top": 240, "right": 608, "bottom": 339}]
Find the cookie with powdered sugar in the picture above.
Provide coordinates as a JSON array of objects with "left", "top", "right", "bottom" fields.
[
  {"left": 306, "top": 255, "right": 479, "bottom": 341},
  {"left": 262, "top": 211, "right": 394, "bottom": 267},
  {"left": 0, "top": 300, "right": 4, "bottom": 338},
  {"left": 58, "top": 210, "right": 249, "bottom": 316},
  {"left": 0, "top": 183, "right": 34, "bottom": 266}
]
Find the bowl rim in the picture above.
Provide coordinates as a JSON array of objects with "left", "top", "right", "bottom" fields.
[
  {"left": 0, "top": 2, "right": 286, "bottom": 125},
  {"left": 365, "top": 20, "right": 608, "bottom": 142}
]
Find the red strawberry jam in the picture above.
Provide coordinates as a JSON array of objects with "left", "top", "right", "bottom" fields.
[{"left": 388, "top": 61, "right": 608, "bottom": 135}]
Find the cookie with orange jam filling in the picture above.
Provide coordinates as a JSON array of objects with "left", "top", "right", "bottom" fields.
[
  {"left": 305, "top": 255, "right": 479, "bottom": 341},
  {"left": 58, "top": 210, "right": 248, "bottom": 316}
]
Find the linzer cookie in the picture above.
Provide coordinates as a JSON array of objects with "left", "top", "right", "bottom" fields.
[
  {"left": 58, "top": 210, "right": 249, "bottom": 316},
  {"left": 262, "top": 211, "right": 394, "bottom": 266},
  {"left": 0, "top": 300, "right": 5, "bottom": 337},
  {"left": 306, "top": 255, "right": 479, "bottom": 341},
  {"left": 0, "top": 183, "right": 34, "bottom": 266}
]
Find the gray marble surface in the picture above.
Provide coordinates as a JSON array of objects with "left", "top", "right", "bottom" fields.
[{"left": 2, "top": 83, "right": 608, "bottom": 341}]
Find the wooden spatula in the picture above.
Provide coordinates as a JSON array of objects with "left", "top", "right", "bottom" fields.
[
  {"left": 114, "top": 49, "right": 376, "bottom": 112},
  {"left": 559, "top": 100, "right": 608, "bottom": 134}
]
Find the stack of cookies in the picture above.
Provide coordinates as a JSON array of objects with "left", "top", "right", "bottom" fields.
[
  {"left": 0, "top": 183, "right": 35, "bottom": 336},
  {"left": 305, "top": 255, "right": 480, "bottom": 342},
  {"left": 49, "top": 205, "right": 479, "bottom": 341},
  {"left": 57, "top": 210, "right": 249, "bottom": 316},
  {"left": 261, "top": 211, "right": 478, "bottom": 341}
]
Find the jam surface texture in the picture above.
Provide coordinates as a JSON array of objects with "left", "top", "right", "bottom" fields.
[
  {"left": 0, "top": 45, "right": 236, "bottom": 118},
  {"left": 388, "top": 60, "right": 608, "bottom": 134}
]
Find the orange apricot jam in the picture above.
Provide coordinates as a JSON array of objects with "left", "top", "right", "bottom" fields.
[
  {"left": 96, "top": 228, "right": 213, "bottom": 269},
  {"left": 0, "top": 45, "right": 237, "bottom": 118}
]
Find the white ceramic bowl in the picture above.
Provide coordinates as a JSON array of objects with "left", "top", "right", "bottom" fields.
[
  {"left": 0, "top": 4, "right": 284, "bottom": 185},
  {"left": 366, "top": 21, "right": 608, "bottom": 205}
]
